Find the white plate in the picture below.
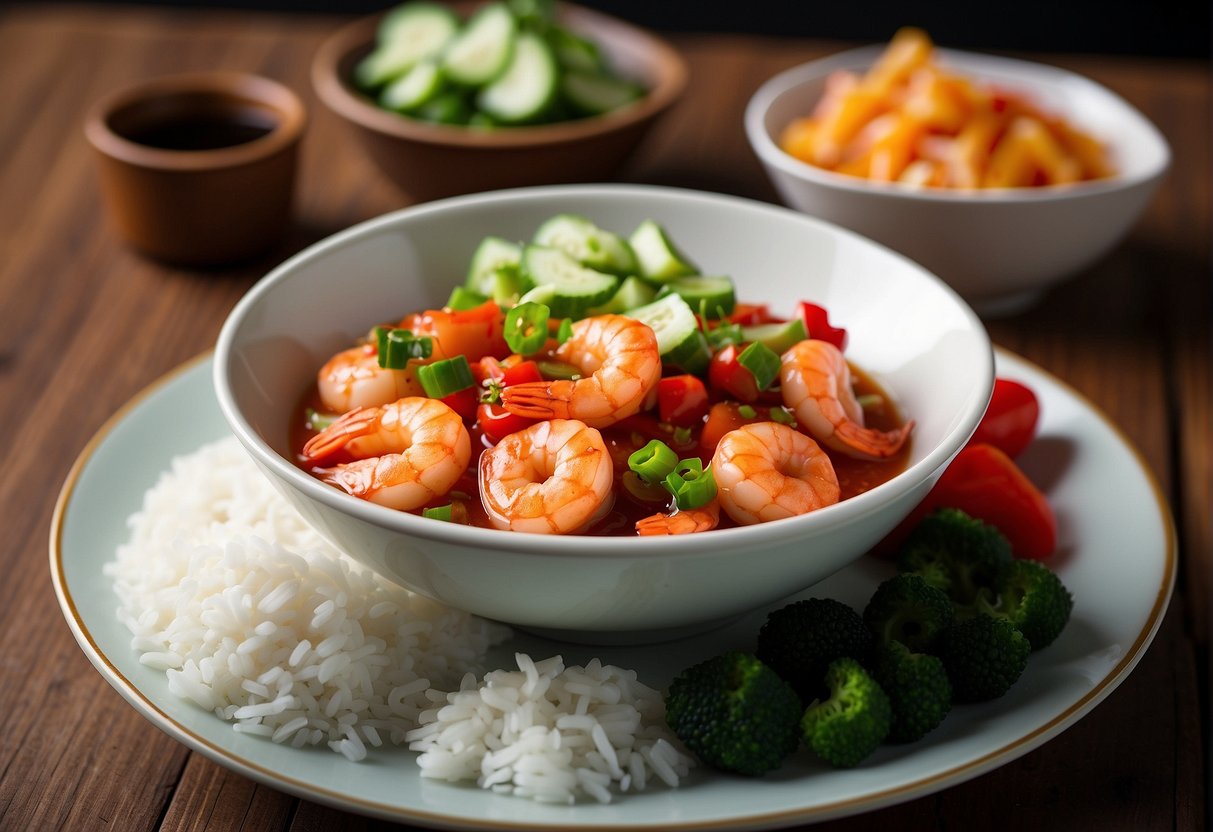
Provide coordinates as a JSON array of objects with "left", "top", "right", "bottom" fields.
[{"left": 51, "top": 349, "right": 1174, "bottom": 829}]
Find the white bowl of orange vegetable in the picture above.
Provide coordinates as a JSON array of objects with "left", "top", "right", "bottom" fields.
[
  {"left": 214, "top": 184, "right": 993, "bottom": 640},
  {"left": 745, "top": 28, "right": 1171, "bottom": 316}
]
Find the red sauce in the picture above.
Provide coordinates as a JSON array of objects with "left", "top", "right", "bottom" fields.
[{"left": 289, "top": 364, "right": 910, "bottom": 535}]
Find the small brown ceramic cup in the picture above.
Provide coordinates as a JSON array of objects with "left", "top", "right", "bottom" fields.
[{"left": 85, "top": 72, "right": 306, "bottom": 266}]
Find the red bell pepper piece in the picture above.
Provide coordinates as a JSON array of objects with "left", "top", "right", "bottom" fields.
[
  {"left": 796, "top": 301, "right": 848, "bottom": 352},
  {"left": 727, "top": 303, "right": 785, "bottom": 326},
  {"left": 708, "top": 344, "right": 761, "bottom": 403},
  {"left": 657, "top": 375, "right": 710, "bottom": 428},
  {"left": 874, "top": 442, "right": 1057, "bottom": 560},
  {"left": 476, "top": 402, "right": 537, "bottom": 444},
  {"left": 967, "top": 378, "right": 1039, "bottom": 458}
]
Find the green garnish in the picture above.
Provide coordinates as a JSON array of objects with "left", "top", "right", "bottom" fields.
[
  {"left": 446, "top": 285, "right": 489, "bottom": 311},
  {"left": 769, "top": 406, "right": 797, "bottom": 426},
  {"left": 555, "top": 317, "right": 574, "bottom": 344},
  {"left": 738, "top": 404, "right": 758, "bottom": 420},
  {"left": 504, "top": 301, "right": 551, "bottom": 355},
  {"left": 628, "top": 439, "right": 678, "bottom": 484},
  {"left": 737, "top": 341, "right": 781, "bottom": 392},
  {"left": 664, "top": 458, "right": 717, "bottom": 510},
  {"left": 423, "top": 504, "right": 454, "bottom": 522},
  {"left": 305, "top": 408, "right": 339, "bottom": 431},
  {"left": 376, "top": 327, "right": 433, "bottom": 369},
  {"left": 417, "top": 355, "right": 475, "bottom": 398}
]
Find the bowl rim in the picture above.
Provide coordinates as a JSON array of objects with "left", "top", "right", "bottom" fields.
[
  {"left": 310, "top": 2, "right": 688, "bottom": 149},
  {"left": 214, "top": 183, "right": 994, "bottom": 558},
  {"left": 745, "top": 44, "right": 1173, "bottom": 204}
]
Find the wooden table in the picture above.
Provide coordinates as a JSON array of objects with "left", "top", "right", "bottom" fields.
[{"left": 1, "top": 5, "right": 1207, "bottom": 830}]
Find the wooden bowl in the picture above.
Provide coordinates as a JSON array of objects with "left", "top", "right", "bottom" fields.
[{"left": 311, "top": 3, "right": 687, "bottom": 203}]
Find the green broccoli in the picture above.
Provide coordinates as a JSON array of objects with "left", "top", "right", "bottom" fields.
[
  {"left": 897, "top": 508, "right": 1013, "bottom": 604},
  {"left": 863, "top": 573, "right": 955, "bottom": 654},
  {"left": 801, "top": 657, "right": 891, "bottom": 767},
  {"left": 870, "top": 640, "right": 952, "bottom": 743},
  {"left": 664, "top": 651, "right": 803, "bottom": 776},
  {"left": 756, "top": 598, "right": 874, "bottom": 702},
  {"left": 972, "top": 558, "right": 1074, "bottom": 650},
  {"left": 937, "top": 614, "right": 1030, "bottom": 702}
]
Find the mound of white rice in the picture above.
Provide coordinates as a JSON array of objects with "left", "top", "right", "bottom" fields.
[
  {"left": 106, "top": 436, "right": 693, "bottom": 803},
  {"left": 408, "top": 653, "right": 695, "bottom": 804}
]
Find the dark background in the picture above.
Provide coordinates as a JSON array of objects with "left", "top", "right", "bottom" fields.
[{"left": 43, "top": 0, "right": 1213, "bottom": 58}]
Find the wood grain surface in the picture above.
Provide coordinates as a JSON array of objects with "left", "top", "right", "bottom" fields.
[{"left": 0, "top": 4, "right": 1207, "bottom": 831}]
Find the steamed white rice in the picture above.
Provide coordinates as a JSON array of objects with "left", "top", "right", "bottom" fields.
[{"left": 106, "top": 436, "right": 692, "bottom": 802}]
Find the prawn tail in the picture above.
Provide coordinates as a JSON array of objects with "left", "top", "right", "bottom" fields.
[
  {"left": 833, "top": 418, "right": 915, "bottom": 460},
  {"left": 500, "top": 380, "right": 575, "bottom": 420},
  {"left": 314, "top": 460, "right": 376, "bottom": 498},
  {"left": 301, "top": 406, "right": 377, "bottom": 461},
  {"left": 635, "top": 503, "right": 720, "bottom": 536}
]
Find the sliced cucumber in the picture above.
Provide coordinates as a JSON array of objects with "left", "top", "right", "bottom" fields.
[
  {"left": 413, "top": 91, "right": 473, "bottom": 124},
  {"left": 626, "top": 293, "right": 712, "bottom": 375},
  {"left": 656, "top": 275, "right": 737, "bottom": 319},
  {"left": 355, "top": 2, "right": 460, "bottom": 89},
  {"left": 467, "top": 236, "right": 521, "bottom": 285},
  {"left": 441, "top": 2, "right": 518, "bottom": 86},
  {"left": 533, "top": 214, "right": 639, "bottom": 275},
  {"left": 588, "top": 275, "right": 657, "bottom": 315},
  {"left": 741, "top": 317, "right": 809, "bottom": 353},
  {"left": 548, "top": 26, "right": 603, "bottom": 72},
  {"left": 629, "top": 220, "right": 698, "bottom": 282},
  {"left": 379, "top": 59, "right": 445, "bottom": 112},
  {"left": 477, "top": 32, "right": 558, "bottom": 124},
  {"left": 521, "top": 245, "right": 619, "bottom": 318},
  {"left": 562, "top": 71, "right": 644, "bottom": 116},
  {"left": 505, "top": 0, "right": 555, "bottom": 27}
]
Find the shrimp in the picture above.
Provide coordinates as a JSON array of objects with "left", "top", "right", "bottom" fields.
[
  {"left": 301, "top": 397, "right": 470, "bottom": 511},
  {"left": 780, "top": 339, "right": 913, "bottom": 460},
  {"left": 711, "top": 422, "right": 840, "bottom": 525},
  {"left": 500, "top": 314, "right": 661, "bottom": 429},
  {"left": 636, "top": 501, "right": 720, "bottom": 536},
  {"left": 317, "top": 344, "right": 424, "bottom": 413},
  {"left": 479, "top": 419, "right": 614, "bottom": 534}
]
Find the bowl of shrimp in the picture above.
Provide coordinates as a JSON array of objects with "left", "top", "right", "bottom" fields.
[
  {"left": 745, "top": 28, "right": 1170, "bottom": 316},
  {"left": 214, "top": 183, "right": 993, "bottom": 641}
]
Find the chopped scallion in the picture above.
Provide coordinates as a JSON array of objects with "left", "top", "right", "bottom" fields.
[
  {"left": 556, "top": 317, "right": 574, "bottom": 344},
  {"left": 737, "top": 404, "right": 757, "bottom": 419},
  {"left": 417, "top": 355, "right": 475, "bottom": 398},
  {"left": 770, "top": 406, "right": 797, "bottom": 426},
  {"left": 305, "top": 408, "right": 339, "bottom": 431},
  {"left": 422, "top": 504, "right": 454, "bottom": 522},
  {"left": 664, "top": 459, "right": 717, "bottom": 510},
  {"left": 628, "top": 439, "right": 678, "bottom": 484},
  {"left": 377, "top": 327, "right": 433, "bottom": 369},
  {"left": 446, "top": 286, "right": 489, "bottom": 311}
]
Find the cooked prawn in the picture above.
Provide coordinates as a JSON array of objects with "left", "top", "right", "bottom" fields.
[
  {"left": 479, "top": 419, "right": 614, "bottom": 534},
  {"left": 636, "top": 500, "right": 720, "bottom": 536},
  {"left": 301, "top": 397, "right": 470, "bottom": 511},
  {"left": 712, "top": 422, "right": 840, "bottom": 525},
  {"left": 500, "top": 314, "right": 661, "bottom": 429},
  {"left": 780, "top": 339, "right": 913, "bottom": 460},
  {"left": 317, "top": 344, "right": 424, "bottom": 413}
]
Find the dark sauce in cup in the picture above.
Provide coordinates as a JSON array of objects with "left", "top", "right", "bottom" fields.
[{"left": 124, "top": 110, "right": 277, "bottom": 151}]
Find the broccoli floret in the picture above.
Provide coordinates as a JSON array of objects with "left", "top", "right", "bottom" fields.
[
  {"left": 937, "top": 614, "right": 1030, "bottom": 702},
  {"left": 870, "top": 641, "right": 952, "bottom": 743},
  {"left": 664, "top": 651, "right": 802, "bottom": 776},
  {"left": 897, "top": 508, "right": 1013, "bottom": 604},
  {"left": 801, "top": 657, "right": 891, "bottom": 767},
  {"left": 756, "top": 598, "right": 874, "bottom": 701},
  {"left": 973, "top": 559, "right": 1074, "bottom": 650},
  {"left": 863, "top": 573, "right": 955, "bottom": 654}
]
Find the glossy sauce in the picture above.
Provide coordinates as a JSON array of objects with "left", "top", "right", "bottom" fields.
[
  {"left": 290, "top": 364, "right": 910, "bottom": 535},
  {"left": 121, "top": 110, "right": 276, "bottom": 151}
]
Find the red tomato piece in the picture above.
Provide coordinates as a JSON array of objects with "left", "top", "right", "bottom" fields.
[
  {"left": 401, "top": 300, "right": 509, "bottom": 362},
  {"left": 728, "top": 303, "right": 785, "bottom": 326},
  {"left": 873, "top": 442, "right": 1057, "bottom": 560},
  {"left": 708, "top": 345, "right": 760, "bottom": 403},
  {"left": 657, "top": 375, "right": 710, "bottom": 428},
  {"left": 968, "top": 378, "right": 1040, "bottom": 458},
  {"left": 700, "top": 402, "right": 769, "bottom": 455},
  {"left": 441, "top": 386, "right": 480, "bottom": 422},
  {"left": 476, "top": 402, "right": 537, "bottom": 444},
  {"left": 796, "top": 301, "right": 848, "bottom": 352}
]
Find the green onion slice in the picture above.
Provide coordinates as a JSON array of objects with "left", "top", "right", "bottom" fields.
[
  {"left": 555, "top": 317, "right": 574, "bottom": 344},
  {"left": 446, "top": 286, "right": 489, "bottom": 311},
  {"left": 305, "top": 408, "right": 339, "bottom": 431},
  {"left": 664, "top": 459, "right": 717, "bottom": 510},
  {"left": 706, "top": 321, "right": 744, "bottom": 350},
  {"left": 737, "top": 341, "right": 781, "bottom": 392},
  {"left": 504, "top": 301, "right": 551, "bottom": 355},
  {"left": 417, "top": 355, "right": 475, "bottom": 398},
  {"left": 628, "top": 439, "right": 678, "bottom": 484},
  {"left": 737, "top": 404, "right": 757, "bottom": 419},
  {"left": 422, "top": 504, "right": 454, "bottom": 522},
  {"left": 376, "top": 327, "right": 433, "bottom": 369},
  {"left": 770, "top": 405, "right": 797, "bottom": 426}
]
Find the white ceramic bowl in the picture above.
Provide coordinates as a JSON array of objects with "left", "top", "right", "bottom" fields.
[
  {"left": 746, "top": 46, "right": 1171, "bottom": 316},
  {"left": 214, "top": 184, "right": 993, "bottom": 641}
]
